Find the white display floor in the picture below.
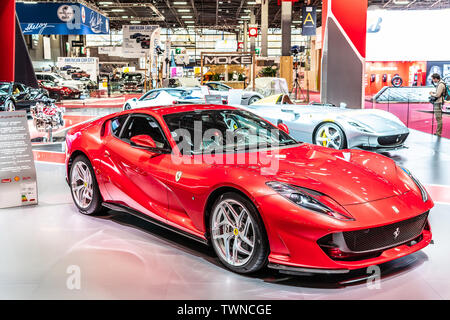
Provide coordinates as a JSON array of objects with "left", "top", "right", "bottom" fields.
[{"left": 0, "top": 161, "right": 449, "bottom": 299}]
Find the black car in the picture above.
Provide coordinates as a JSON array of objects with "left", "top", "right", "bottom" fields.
[
  {"left": 136, "top": 35, "right": 150, "bottom": 43},
  {"left": 120, "top": 73, "right": 146, "bottom": 93},
  {"left": 130, "top": 33, "right": 145, "bottom": 39},
  {"left": 0, "top": 82, "right": 49, "bottom": 112},
  {"left": 141, "top": 39, "right": 150, "bottom": 49}
]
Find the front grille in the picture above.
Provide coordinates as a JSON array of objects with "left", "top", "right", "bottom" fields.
[
  {"left": 377, "top": 133, "right": 409, "bottom": 146},
  {"left": 343, "top": 212, "right": 428, "bottom": 253}
]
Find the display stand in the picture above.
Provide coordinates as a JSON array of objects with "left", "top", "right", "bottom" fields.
[{"left": 200, "top": 52, "right": 256, "bottom": 90}]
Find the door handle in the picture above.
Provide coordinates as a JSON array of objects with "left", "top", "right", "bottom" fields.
[{"left": 104, "top": 150, "right": 111, "bottom": 157}]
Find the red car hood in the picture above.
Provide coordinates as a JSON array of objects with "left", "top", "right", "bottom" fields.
[{"left": 251, "top": 144, "right": 408, "bottom": 206}]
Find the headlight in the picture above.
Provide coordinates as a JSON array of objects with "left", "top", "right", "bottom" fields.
[
  {"left": 401, "top": 167, "right": 428, "bottom": 202},
  {"left": 348, "top": 121, "right": 374, "bottom": 133},
  {"left": 266, "top": 181, "right": 354, "bottom": 221}
]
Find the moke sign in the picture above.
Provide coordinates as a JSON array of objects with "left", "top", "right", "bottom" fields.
[{"left": 203, "top": 54, "right": 253, "bottom": 65}]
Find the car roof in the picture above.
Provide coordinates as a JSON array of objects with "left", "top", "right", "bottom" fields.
[
  {"left": 151, "top": 88, "right": 186, "bottom": 91},
  {"left": 124, "top": 104, "right": 238, "bottom": 117}
]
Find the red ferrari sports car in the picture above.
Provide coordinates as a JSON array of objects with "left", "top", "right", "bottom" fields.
[
  {"left": 38, "top": 80, "right": 81, "bottom": 100},
  {"left": 65, "top": 104, "right": 433, "bottom": 275}
]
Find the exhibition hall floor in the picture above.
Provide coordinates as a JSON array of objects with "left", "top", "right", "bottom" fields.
[{"left": 1, "top": 130, "right": 450, "bottom": 299}]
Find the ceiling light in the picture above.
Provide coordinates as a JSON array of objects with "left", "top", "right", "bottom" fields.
[
  {"left": 248, "top": 1, "right": 257, "bottom": 4},
  {"left": 130, "top": 21, "right": 141, "bottom": 24},
  {"left": 393, "top": 0, "right": 410, "bottom": 4},
  {"left": 181, "top": 15, "right": 193, "bottom": 18},
  {"left": 185, "top": 21, "right": 195, "bottom": 24},
  {"left": 98, "top": 1, "right": 113, "bottom": 5},
  {"left": 111, "top": 9, "right": 125, "bottom": 12},
  {"left": 177, "top": 9, "right": 190, "bottom": 12},
  {"left": 173, "top": 1, "right": 188, "bottom": 5}
]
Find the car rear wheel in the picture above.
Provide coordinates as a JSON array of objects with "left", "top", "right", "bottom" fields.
[
  {"left": 69, "top": 155, "right": 104, "bottom": 215},
  {"left": 5, "top": 100, "right": 15, "bottom": 112},
  {"left": 247, "top": 96, "right": 260, "bottom": 105},
  {"left": 210, "top": 192, "right": 268, "bottom": 274},
  {"left": 314, "top": 122, "right": 347, "bottom": 149}
]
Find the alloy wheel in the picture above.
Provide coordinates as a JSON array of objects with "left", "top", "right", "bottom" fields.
[
  {"left": 211, "top": 199, "right": 255, "bottom": 267},
  {"left": 70, "top": 161, "right": 94, "bottom": 209},
  {"left": 315, "top": 124, "right": 345, "bottom": 149}
]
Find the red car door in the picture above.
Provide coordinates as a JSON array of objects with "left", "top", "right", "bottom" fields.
[{"left": 101, "top": 114, "right": 172, "bottom": 222}]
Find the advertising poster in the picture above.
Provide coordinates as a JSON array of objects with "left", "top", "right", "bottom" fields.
[
  {"left": 56, "top": 57, "right": 99, "bottom": 81},
  {"left": 301, "top": 6, "right": 317, "bottom": 36},
  {"left": 0, "top": 111, "right": 38, "bottom": 209},
  {"left": 426, "top": 61, "right": 450, "bottom": 85},
  {"left": 122, "top": 25, "right": 160, "bottom": 57},
  {"left": 16, "top": 2, "right": 109, "bottom": 35}
]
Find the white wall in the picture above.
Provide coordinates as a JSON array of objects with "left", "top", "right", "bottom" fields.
[{"left": 366, "top": 8, "right": 450, "bottom": 61}]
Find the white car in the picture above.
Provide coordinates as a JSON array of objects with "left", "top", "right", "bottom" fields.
[
  {"left": 205, "top": 82, "right": 263, "bottom": 105},
  {"left": 35, "top": 72, "right": 85, "bottom": 92},
  {"left": 123, "top": 88, "right": 188, "bottom": 110}
]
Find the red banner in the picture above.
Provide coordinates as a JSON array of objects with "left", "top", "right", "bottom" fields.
[{"left": 0, "top": 0, "right": 16, "bottom": 82}]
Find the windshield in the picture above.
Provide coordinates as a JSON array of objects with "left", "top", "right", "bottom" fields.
[
  {"left": 163, "top": 109, "right": 298, "bottom": 154},
  {"left": 0, "top": 83, "right": 11, "bottom": 95},
  {"left": 140, "top": 89, "right": 185, "bottom": 101},
  {"left": 123, "top": 74, "right": 143, "bottom": 82}
]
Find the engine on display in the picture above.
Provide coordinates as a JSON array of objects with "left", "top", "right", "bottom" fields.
[{"left": 30, "top": 99, "right": 65, "bottom": 133}]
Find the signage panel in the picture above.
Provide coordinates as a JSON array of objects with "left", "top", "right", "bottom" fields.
[
  {"left": 203, "top": 54, "right": 253, "bottom": 65},
  {"left": 0, "top": 111, "right": 38, "bottom": 209},
  {"left": 302, "top": 6, "right": 317, "bottom": 36},
  {"left": 16, "top": 2, "right": 109, "bottom": 35}
]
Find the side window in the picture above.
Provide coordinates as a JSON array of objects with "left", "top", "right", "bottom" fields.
[
  {"left": 208, "top": 83, "right": 218, "bottom": 90},
  {"left": 110, "top": 115, "right": 128, "bottom": 138},
  {"left": 120, "top": 115, "right": 169, "bottom": 149},
  {"left": 142, "top": 91, "right": 160, "bottom": 101},
  {"left": 218, "top": 84, "right": 229, "bottom": 92}
]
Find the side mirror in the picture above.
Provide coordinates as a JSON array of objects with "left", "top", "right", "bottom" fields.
[
  {"left": 130, "top": 135, "right": 157, "bottom": 149},
  {"left": 277, "top": 122, "right": 290, "bottom": 135}
]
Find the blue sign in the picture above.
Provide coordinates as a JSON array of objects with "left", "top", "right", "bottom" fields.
[
  {"left": 302, "top": 6, "right": 317, "bottom": 36},
  {"left": 16, "top": 2, "right": 109, "bottom": 35}
]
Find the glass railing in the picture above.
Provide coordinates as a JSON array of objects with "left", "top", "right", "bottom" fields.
[{"left": 365, "top": 86, "right": 448, "bottom": 138}]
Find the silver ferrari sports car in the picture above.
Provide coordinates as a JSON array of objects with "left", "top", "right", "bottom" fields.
[{"left": 244, "top": 94, "right": 409, "bottom": 150}]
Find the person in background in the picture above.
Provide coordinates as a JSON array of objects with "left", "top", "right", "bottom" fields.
[{"left": 429, "top": 73, "right": 446, "bottom": 137}]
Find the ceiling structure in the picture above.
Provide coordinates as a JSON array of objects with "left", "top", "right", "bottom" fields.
[
  {"left": 83, "top": 0, "right": 316, "bottom": 30},
  {"left": 19, "top": 0, "right": 450, "bottom": 31}
]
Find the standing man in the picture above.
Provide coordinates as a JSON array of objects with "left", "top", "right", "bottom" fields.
[{"left": 429, "top": 73, "right": 446, "bottom": 136}]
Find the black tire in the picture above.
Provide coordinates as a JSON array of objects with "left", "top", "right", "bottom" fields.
[
  {"left": 313, "top": 122, "right": 347, "bottom": 150},
  {"left": 391, "top": 75, "right": 403, "bottom": 87},
  {"left": 209, "top": 192, "right": 269, "bottom": 274},
  {"left": 247, "top": 96, "right": 260, "bottom": 105},
  {"left": 69, "top": 155, "right": 105, "bottom": 216}
]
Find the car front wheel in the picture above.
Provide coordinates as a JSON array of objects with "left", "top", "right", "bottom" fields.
[
  {"left": 69, "top": 155, "right": 105, "bottom": 215},
  {"left": 210, "top": 192, "right": 269, "bottom": 274},
  {"left": 314, "top": 122, "right": 347, "bottom": 149}
]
